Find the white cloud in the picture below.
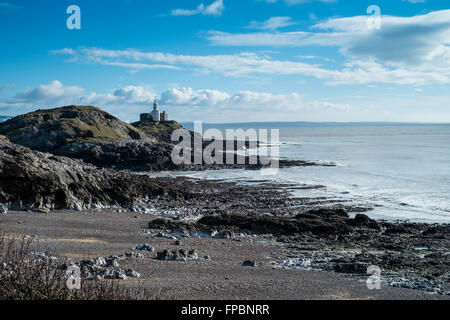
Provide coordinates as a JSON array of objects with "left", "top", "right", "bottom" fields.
[
  {"left": 4, "top": 81, "right": 157, "bottom": 111},
  {"left": 161, "top": 87, "right": 230, "bottom": 106},
  {"left": 204, "top": 10, "right": 450, "bottom": 85},
  {"left": 113, "top": 86, "right": 155, "bottom": 103},
  {"left": 99, "top": 60, "right": 182, "bottom": 72},
  {"left": 50, "top": 10, "right": 450, "bottom": 86},
  {"left": 171, "top": 0, "right": 224, "bottom": 17},
  {"left": 247, "top": 17, "right": 296, "bottom": 30},
  {"left": 3, "top": 82, "right": 450, "bottom": 122},
  {"left": 9, "top": 80, "right": 85, "bottom": 105},
  {"left": 51, "top": 48, "right": 182, "bottom": 72},
  {"left": 207, "top": 30, "right": 310, "bottom": 46},
  {"left": 51, "top": 48, "right": 76, "bottom": 55},
  {"left": 80, "top": 85, "right": 158, "bottom": 106},
  {"left": 53, "top": 46, "right": 450, "bottom": 86},
  {"left": 160, "top": 86, "right": 350, "bottom": 112},
  {"left": 208, "top": 10, "right": 450, "bottom": 67},
  {"left": 310, "top": 11, "right": 450, "bottom": 66},
  {"left": 1, "top": 82, "right": 352, "bottom": 122}
]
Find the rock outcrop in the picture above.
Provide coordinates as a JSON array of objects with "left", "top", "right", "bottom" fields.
[
  {"left": 0, "top": 106, "right": 178, "bottom": 171},
  {"left": 0, "top": 105, "right": 148, "bottom": 150},
  {"left": 0, "top": 138, "right": 188, "bottom": 212}
]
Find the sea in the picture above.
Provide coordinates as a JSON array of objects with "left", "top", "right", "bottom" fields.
[{"left": 160, "top": 122, "right": 450, "bottom": 224}]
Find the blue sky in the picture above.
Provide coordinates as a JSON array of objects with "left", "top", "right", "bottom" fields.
[{"left": 1, "top": 0, "right": 450, "bottom": 122}]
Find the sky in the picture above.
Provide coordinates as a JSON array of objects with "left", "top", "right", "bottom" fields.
[{"left": 1, "top": 0, "right": 450, "bottom": 123}]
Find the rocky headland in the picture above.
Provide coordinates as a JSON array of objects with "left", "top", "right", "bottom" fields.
[
  {"left": 0, "top": 105, "right": 448, "bottom": 297},
  {"left": 0, "top": 105, "right": 321, "bottom": 172}
]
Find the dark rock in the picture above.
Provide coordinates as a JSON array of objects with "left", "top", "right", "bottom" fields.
[
  {"left": 300, "top": 208, "right": 349, "bottom": 218},
  {"left": 382, "top": 223, "right": 418, "bottom": 235},
  {"left": 156, "top": 249, "right": 171, "bottom": 261},
  {"left": 0, "top": 138, "right": 190, "bottom": 211},
  {"left": 148, "top": 219, "right": 193, "bottom": 232},
  {"left": 197, "top": 213, "right": 353, "bottom": 236},
  {"left": 242, "top": 260, "right": 256, "bottom": 267},
  {"left": 348, "top": 214, "right": 380, "bottom": 229},
  {"left": 334, "top": 262, "right": 370, "bottom": 274},
  {"left": 105, "top": 258, "right": 120, "bottom": 267},
  {"left": 422, "top": 226, "right": 450, "bottom": 240}
]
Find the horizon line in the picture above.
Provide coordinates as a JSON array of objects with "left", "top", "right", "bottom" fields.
[{"left": 181, "top": 121, "right": 450, "bottom": 125}]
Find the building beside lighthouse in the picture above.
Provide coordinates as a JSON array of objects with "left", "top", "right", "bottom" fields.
[{"left": 140, "top": 99, "right": 169, "bottom": 122}]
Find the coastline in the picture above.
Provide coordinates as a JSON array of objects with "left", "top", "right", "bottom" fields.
[
  {"left": 1, "top": 176, "right": 448, "bottom": 298},
  {"left": 0, "top": 107, "right": 448, "bottom": 299}
]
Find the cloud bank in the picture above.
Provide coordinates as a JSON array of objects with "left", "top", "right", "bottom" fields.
[{"left": 0, "top": 81, "right": 351, "bottom": 122}]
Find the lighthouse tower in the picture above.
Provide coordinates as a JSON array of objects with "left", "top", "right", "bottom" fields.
[{"left": 151, "top": 99, "right": 160, "bottom": 122}]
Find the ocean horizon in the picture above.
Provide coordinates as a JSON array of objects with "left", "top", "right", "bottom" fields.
[{"left": 183, "top": 121, "right": 450, "bottom": 126}]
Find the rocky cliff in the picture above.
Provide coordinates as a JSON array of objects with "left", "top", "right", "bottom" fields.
[{"left": 0, "top": 137, "right": 188, "bottom": 212}]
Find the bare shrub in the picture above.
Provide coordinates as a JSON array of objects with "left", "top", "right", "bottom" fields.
[{"left": 0, "top": 235, "right": 152, "bottom": 300}]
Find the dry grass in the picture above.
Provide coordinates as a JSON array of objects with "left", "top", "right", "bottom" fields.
[{"left": 0, "top": 235, "right": 152, "bottom": 300}]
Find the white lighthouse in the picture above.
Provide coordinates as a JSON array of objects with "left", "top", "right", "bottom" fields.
[{"left": 151, "top": 99, "right": 160, "bottom": 122}]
